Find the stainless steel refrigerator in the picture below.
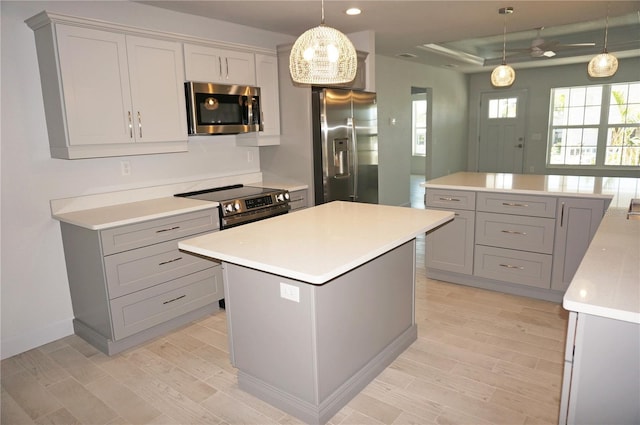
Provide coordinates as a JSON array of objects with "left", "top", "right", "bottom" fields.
[{"left": 311, "top": 88, "right": 378, "bottom": 205}]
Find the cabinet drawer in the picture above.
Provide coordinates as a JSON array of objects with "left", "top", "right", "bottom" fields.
[
  {"left": 475, "top": 212, "right": 555, "bottom": 254},
  {"left": 100, "top": 209, "right": 218, "bottom": 255},
  {"left": 476, "top": 192, "right": 556, "bottom": 218},
  {"left": 474, "top": 245, "right": 552, "bottom": 289},
  {"left": 104, "top": 237, "right": 219, "bottom": 299},
  {"left": 110, "top": 267, "right": 222, "bottom": 340},
  {"left": 425, "top": 189, "right": 475, "bottom": 211}
]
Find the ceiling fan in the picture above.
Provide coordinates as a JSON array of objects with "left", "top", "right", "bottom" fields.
[{"left": 506, "top": 27, "right": 596, "bottom": 58}]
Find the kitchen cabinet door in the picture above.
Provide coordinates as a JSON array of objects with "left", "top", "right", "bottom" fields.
[
  {"left": 126, "top": 36, "right": 188, "bottom": 143},
  {"left": 184, "top": 43, "right": 255, "bottom": 85},
  {"left": 236, "top": 53, "right": 281, "bottom": 146},
  {"left": 551, "top": 198, "right": 605, "bottom": 291},
  {"left": 28, "top": 14, "right": 189, "bottom": 159},
  {"left": 55, "top": 25, "right": 133, "bottom": 146},
  {"left": 426, "top": 209, "right": 475, "bottom": 275}
]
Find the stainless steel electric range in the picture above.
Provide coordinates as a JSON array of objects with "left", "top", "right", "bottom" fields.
[{"left": 175, "top": 184, "right": 290, "bottom": 230}]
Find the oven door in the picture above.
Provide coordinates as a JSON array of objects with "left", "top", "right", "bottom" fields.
[
  {"left": 220, "top": 204, "right": 290, "bottom": 229},
  {"left": 185, "top": 82, "right": 263, "bottom": 135}
]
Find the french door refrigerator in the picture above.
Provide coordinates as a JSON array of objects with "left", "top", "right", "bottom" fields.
[{"left": 311, "top": 87, "right": 379, "bottom": 205}]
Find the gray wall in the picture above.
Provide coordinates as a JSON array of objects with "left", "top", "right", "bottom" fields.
[
  {"left": 376, "top": 55, "right": 469, "bottom": 206},
  {"left": 468, "top": 57, "right": 640, "bottom": 177}
]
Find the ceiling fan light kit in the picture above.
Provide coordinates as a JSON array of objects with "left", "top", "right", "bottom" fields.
[
  {"left": 491, "top": 6, "right": 516, "bottom": 87},
  {"left": 289, "top": 0, "right": 357, "bottom": 85},
  {"left": 588, "top": 5, "right": 619, "bottom": 78}
]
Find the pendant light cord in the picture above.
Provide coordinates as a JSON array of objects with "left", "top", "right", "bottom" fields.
[
  {"left": 603, "top": 3, "right": 610, "bottom": 52},
  {"left": 501, "top": 13, "right": 507, "bottom": 64},
  {"left": 321, "top": 0, "right": 325, "bottom": 25}
]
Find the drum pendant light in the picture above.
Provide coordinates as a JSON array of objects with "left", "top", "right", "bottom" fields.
[
  {"left": 491, "top": 7, "right": 516, "bottom": 88},
  {"left": 588, "top": 5, "right": 618, "bottom": 78},
  {"left": 289, "top": 0, "right": 357, "bottom": 85}
]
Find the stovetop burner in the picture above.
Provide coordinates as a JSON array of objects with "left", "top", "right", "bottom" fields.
[{"left": 174, "top": 184, "right": 279, "bottom": 202}]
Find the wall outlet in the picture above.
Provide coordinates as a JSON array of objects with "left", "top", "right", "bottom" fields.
[
  {"left": 247, "top": 151, "right": 254, "bottom": 163},
  {"left": 280, "top": 282, "right": 300, "bottom": 303},
  {"left": 120, "top": 160, "right": 131, "bottom": 176}
]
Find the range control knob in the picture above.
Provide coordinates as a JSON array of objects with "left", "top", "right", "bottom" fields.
[
  {"left": 224, "top": 203, "right": 234, "bottom": 213},
  {"left": 284, "top": 192, "right": 290, "bottom": 200},
  {"left": 276, "top": 193, "right": 284, "bottom": 202},
  {"left": 234, "top": 202, "right": 241, "bottom": 211}
]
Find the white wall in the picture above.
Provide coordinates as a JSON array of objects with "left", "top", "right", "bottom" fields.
[
  {"left": 467, "top": 57, "right": 640, "bottom": 177},
  {"left": 0, "top": 0, "right": 292, "bottom": 359},
  {"left": 375, "top": 56, "right": 469, "bottom": 206}
]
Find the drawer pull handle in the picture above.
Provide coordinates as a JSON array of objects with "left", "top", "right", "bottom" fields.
[
  {"left": 439, "top": 197, "right": 460, "bottom": 202},
  {"left": 162, "top": 294, "right": 186, "bottom": 305},
  {"left": 158, "top": 256, "right": 183, "bottom": 266},
  {"left": 156, "top": 226, "right": 180, "bottom": 233},
  {"left": 502, "top": 202, "right": 529, "bottom": 207},
  {"left": 499, "top": 263, "right": 524, "bottom": 270},
  {"left": 501, "top": 230, "right": 527, "bottom": 235}
]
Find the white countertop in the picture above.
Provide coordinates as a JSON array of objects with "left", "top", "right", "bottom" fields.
[
  {"left": 52, "top": 197, "right": 217, "bottom": 230},
  {"left": 422, "top": 172, "right": 640, "bottom": 208},
  {"left": 423, "top": 172, "right": 640, "bottom": 324},
  {"left": 179, "top": 201, "right": 454, "bottom": 284},
  {"left": 563, "top": 208, "right": 640, "bottom": 324}
]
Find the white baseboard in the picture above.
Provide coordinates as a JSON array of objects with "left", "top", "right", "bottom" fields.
[{"left": 1, "top": 318, "right": 73, "bottom": 360}]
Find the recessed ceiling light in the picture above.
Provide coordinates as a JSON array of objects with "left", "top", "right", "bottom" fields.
[{"left": 345, "top": 8, "right": 361, "bottom": 16}]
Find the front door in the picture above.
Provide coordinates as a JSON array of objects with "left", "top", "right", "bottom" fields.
[{"left": 478, "top": 90, "right": 527, "bottom": 173}]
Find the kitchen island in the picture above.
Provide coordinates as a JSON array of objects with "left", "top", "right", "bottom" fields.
[
  {"left": 178, "top": 201, "right": 453, "bottom": 425},
  {"left": 421, "top": 172, "right": 638, "bottom": 301}
]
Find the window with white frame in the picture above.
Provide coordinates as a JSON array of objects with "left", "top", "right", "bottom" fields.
[
  {"left": 547, "top": 82, "right": 640, "bottom": 168},
  {"left": 412, "top": 97, "right": 427, "bottom": 156}
]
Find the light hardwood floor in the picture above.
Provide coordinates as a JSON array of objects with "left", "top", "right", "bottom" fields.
[{"left": 2, "top": 180, "right": 569, "bottom": 424}]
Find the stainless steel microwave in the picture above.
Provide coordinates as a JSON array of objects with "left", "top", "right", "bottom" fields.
[{"left": 185, "top": 82, "right": 263, "bottom": 135}]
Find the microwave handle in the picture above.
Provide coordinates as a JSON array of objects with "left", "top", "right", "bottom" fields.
[{"left": 218, "top": 58, "right": 222, "bottom": 79}]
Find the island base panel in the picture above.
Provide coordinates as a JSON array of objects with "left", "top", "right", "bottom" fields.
[
  {"left": 238, "top": 326, "right": 417, "bottom": 425},
  {"left": 223, "top": 240, "right": 417, "bottom": 425}
]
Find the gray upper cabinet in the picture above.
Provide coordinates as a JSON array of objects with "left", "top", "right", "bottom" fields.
[
  {"left": 26, "top": 12, "right": 188, "bottom": 159},
  {"left": 551, "top": 197, "right": 605, "bottom": 291}
]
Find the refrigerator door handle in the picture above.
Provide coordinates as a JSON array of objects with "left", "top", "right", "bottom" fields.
[{"left": 348, "top": 117, "right": 358, "bottom": 201}]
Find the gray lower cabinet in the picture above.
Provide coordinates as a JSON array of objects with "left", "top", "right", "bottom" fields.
[
  {"left": 551, "top": 198, "right": 605, "bottom": 291},
  {"left": 425, "top": 189, "right": 475, "bottom": 275},
  {"left": 425, "top": 188, "right": 604, "bottom": 302},
  {"left": 60, "top": 209, "right": 223, "bottom": 354},
  {"left": 559, "top": 312, "right": 640, "bottom": 424}
]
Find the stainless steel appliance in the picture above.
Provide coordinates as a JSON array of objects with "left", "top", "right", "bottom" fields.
[
  {"left": 175, "top": 184, "right": 290, "bottom": 229},
  {"left": 185, "top": 82, "right": 263, "bottom": 135},
  {"left": 312, "top": 87, "right": 378, "bottom": 205}
]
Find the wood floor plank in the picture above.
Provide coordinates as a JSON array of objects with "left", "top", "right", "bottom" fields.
[
  {"left": 1, "top": 370, "right": 62, "bottom": 420},
  {"left": 46, "top": 377, "right": 118, "bottom": 425},
  {"left": 47, "top": 346, "right": 108, "bottom": 385},
  {"left": 33, "top": 407, "right": 82, "bottom": 425},
  {"left": 15, "top": 348, "right": 70, "bottom": 388},
  {"left": 85, "top": 374, "right": 162, "bottom": 424},
  {"left": 1, "top": 387, "right": 36, "bottom": 425}
]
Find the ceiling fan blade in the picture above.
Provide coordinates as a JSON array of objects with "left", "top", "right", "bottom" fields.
[{"left": 555, "top": 42, "right": 596, "bottom": 48}]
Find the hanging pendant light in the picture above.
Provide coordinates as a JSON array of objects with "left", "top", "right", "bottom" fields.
[
  {"left": 491, "top": 7, "right": 516, "bottom": 88},
  {"left": 289, "top": 0, "right": 357, "bottom": 85},
  {"left": 588, "top": 4, "right": 618, "bottom": 78}
]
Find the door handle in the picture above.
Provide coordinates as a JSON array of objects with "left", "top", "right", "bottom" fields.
[{"left": 515, "top": 143, "right": 523, "bottom": 148}]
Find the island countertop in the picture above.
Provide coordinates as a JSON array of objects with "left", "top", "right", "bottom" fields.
[{"left": 179, "top": 201, "right": 453, "bottom": 284}]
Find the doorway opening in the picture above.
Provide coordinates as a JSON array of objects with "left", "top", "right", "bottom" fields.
[{"left": 411, "top": 86, "right": 431, "bottom": 208}]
